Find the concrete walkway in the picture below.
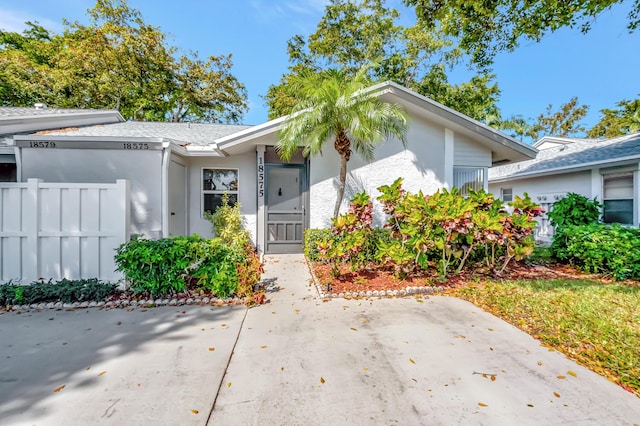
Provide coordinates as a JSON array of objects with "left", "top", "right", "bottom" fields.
[
  {"left": 1, "top": 254, "right": 639, "bottom": 425},
  {"left": 210, "top": 254, "right": 640, "bottom": 425}
]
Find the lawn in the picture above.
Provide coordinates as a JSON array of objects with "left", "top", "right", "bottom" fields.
[{"left": 445, "top": 278, "right": 640, "bottom": 397}]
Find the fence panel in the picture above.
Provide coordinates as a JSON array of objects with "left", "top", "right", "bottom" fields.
[{"left": 0, "top": 179, "right": 130, "bottom": 283}]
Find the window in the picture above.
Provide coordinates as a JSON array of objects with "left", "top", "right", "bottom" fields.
[
  {"left": 603, "top": 173, "right": 634, "bottom": 225},
  {"left": 202, "top": 168, "right": 238, "bottom": 215},
  {"left": 453, "top": 167, "right": 485, "bottom": 196},
  {"left": 501, "top": 188, "right": 513, "bottom": 202}
]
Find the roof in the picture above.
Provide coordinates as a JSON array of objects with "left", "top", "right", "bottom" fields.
[
  {"left": 533, "top": 135, "right": 596, "bottom": 149},
  {"left": 489, "top": 132, "right": 640, "bottom": 182},
  {"left": 42, "top": 121, "right": 251, "bottom": 147},
  {"left": 0, "top": 106, "right": 124, "bottom": 136},
  {"left": 217, "top": 81, "right": 538, "bottom": 163}
]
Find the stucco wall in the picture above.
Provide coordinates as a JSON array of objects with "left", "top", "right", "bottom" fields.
[
  {"left": 309, "top": 116, "right": 448, "bottom": 228},
  {"left": 187, "top": 153, "right": 257, "bottom": 244},
  {"left": 20, "top": 148, "right": 163, "bottom": 238},
  {"left": 489, "top": 170, "right": 593, "bottom": 201}
]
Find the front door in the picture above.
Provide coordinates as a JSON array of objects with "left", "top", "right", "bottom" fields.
[{"left": 265, "top": 164, "right": 307, "bottom": 253}]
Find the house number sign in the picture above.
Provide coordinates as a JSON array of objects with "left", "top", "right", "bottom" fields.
[
  {"left": 15, "top": 140, "right": 164, "bottom": 150},
  {"left": 257, "top": 157, "right": 264, "bottom": 198}
]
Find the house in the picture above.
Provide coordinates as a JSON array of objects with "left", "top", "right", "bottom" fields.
[
  {"left": 2, "top": 81, "right": 535, "bottom": 284},
  {"left": 489, "top": 132, "right": 640, "bottom": 242}
]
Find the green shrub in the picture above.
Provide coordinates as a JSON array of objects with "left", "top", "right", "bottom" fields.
[
  {"left": 554, "top": 223, "right": 640, "bottom": 280},
  {"left": 304, "top": 227, "right": 391, "bottom": 263},
  {"left": 0, "top": 278, "right": 117, "bottom": 305},
  {"left": 204, "top": 192, "right": 251, "bottom": 248},
  {"left": 547, "top": 192, "right": 601, "bottom": 229},
  {"left": 115, "top": 234, "right": 245, "bottom": 297}
]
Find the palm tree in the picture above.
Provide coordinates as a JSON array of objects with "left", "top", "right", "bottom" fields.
[{"left": 277, "top": 66, "right": 408, "bottom": 218}]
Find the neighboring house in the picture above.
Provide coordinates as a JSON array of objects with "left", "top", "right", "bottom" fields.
[
  {"left": 3, "top": 82, "right": 535, "bottom": 269},
  {"left": 489, "top": 132, "right": 640, "bottom": 242}
]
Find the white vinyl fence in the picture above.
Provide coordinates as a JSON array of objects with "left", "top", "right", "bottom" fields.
[{"left": 0, "top": 179, "right": 130, "bottom": 284}]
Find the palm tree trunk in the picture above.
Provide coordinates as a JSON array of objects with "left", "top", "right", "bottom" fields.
[{"left": 333, "top": 153, "right": 348, "bottom": 218}]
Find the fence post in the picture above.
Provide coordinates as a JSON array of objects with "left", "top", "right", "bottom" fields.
[
  {"left": 116, "top": 180, "right": 130, "bottom": 243},
  {"left": 23, "top": 179, "right": 41, "bottom": 283}
]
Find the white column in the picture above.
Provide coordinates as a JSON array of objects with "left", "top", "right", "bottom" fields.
[
  {"left": 256, "top": 145, "right": 266, "bottom": 254},
  {"left": 444, "top": 128, "right": 454, "bottom": 189}
]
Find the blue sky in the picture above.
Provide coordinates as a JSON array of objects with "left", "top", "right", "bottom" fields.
[{"left": 1, "top": 0, "right": 639, "bottom": 136}]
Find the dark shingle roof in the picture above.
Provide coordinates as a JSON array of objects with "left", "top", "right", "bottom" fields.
[
  {"left": 489, "top": 132, "right": 640, "bottom": 181},
  {"left": 43, "top": 121, "right": 251, "bottom": 146}
]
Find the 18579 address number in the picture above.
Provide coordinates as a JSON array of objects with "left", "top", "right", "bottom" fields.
[{"left": 29, "top": 141, "right": 56, "bottom": 148}]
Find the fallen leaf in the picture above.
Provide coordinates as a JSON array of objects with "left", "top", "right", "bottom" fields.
[
  {"left": 527, "top": 404, "right": 534, "bottom": 408},
  {"left": 98, "top": 371, "right": 106, "bottom": 376},
  {"left": 221, "top": 323, "right": 227, "bottom": 327},
  {"left": 489, "top": 347, "right": 494, "bottom": 351},
  {"left": 363, "top": 367, "right": 368, "bottom": 371},
  {"left": 191, "top": 410, "right": 199, "bottom": 414},
  {"left": 488, "top": 328, "right": 494, "bottom": 331},
  {"left": 537, "top": 361, "right": 543, "bottom": 366},
  {"left": 320, "top": 377, "right": 325, "bottom": 384},
  {"left": 201, "top": 328, "right": 205, "bottom": 331},
  {"left": 280, "top": 367, "right": 284, "bottom": 371},
  {"left": 416, "top": 299, "right": 424, "bottom": 304},
  {"left": 272, "top": 312, "right": 276, "bottom": 314},
  {"left": 260, "top": 345, "right": 267, "bottom": 349},
  {"left": 85, "top": 367, "right": 91, "bottom": 371},
  {"left": 553, "top": 392, "right": 560, "bottom": 398},
  {"left": 350, "top": 327, "right": 357, "bottom": 331},
  {"left": 567, "top": 370, "right": 577, "bottom": 377},
  {"left": 53, "top": 385, "right": 65, "bottom": 393},
  {"left": 227, "top": 382, "right": 232, "bottom": 387},
  {"left": 208, "top": 347, "right": 215, "bottom": 352},
  {"left": 482, "top": 374, "right": 487, "bottom": 378},
  {"left": 478, "top": 402, "right": 488, "bottom": 407},
  {"left": 409, "top": 358, "right": 415, "bottom": 364},
  {"left": 557, "top": 375, "right": 566, "bottom": 379},
  {"left": 490, "top": 376, "right": 496, "bottom": 382}
]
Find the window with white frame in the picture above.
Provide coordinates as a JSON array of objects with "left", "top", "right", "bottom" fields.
[
  {"left": 453, "top": 167, "right": 485, "bottom": 196},
  {"left": 501, "top": 187, "right": 513, "bottom": 202},
  {"left": 603, "top": 173, "right": 634, "bottom": 225},
  {"left": 202, "top": 168, "right": 238, "bottom": 215}
]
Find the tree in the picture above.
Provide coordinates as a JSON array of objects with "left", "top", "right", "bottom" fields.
[
  {"left": 404, "top": 0, "right": 640, "bottom": 68},
  {"left": 265, "top": 0, "right": 500, "bottom": 124},
  {"left": 0, "top": 0, "right": 247, "bottom": 123},
  {"left": 587, "top": 97, "right": 640, "bottom": 138},
  {"left": 528, "top": 97, "right": 589, "bottom": 140},
  {"left": 277, "top": 66, "right": 408, "bottom": 218}
]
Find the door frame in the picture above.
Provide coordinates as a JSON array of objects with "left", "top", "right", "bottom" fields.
[{"left": 263, "top": 161, "right": 309, "bottom": 254}]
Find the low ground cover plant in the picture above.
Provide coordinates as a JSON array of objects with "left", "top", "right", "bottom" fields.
[
  {"left": 307, "top": 177, "right": 542, "bottom": 279},
  {"left": 0, "top": 278, "right": 117, "bottom": 306}
]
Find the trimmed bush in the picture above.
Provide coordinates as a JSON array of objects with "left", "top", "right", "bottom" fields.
[
  {"left": 0, "top": 278, "right": 117, "bottom": 306},
  {"left": 115, "top": 235, "right": 246, "bottom": 297},
  {"left": 547, "top": 192, "right": 602, "bottom": 229},
  {"left": 554, "top": 223, "right": 640, "bottom": 280},
  {"left": 304, "top": 227, "right": 391, "bottom": 263}
]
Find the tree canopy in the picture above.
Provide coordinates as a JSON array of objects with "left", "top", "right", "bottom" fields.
[
  {"left": 0, "top": 0, "right": 247, "bottom": 123},
  {"left": 588, "top": 97, "right": 640, "bottom": 138},
  {"left": 528, "top": 97, "right": 589, "bottom": 140},
  {"left": 404, "top": 0, "right": 640, "bottom": 68},
  {"left": 265, "top": 0, "right": 508, "bottom": 127},
  {"left": 277, "top": 65, "right": 407, "bottom": 217}
]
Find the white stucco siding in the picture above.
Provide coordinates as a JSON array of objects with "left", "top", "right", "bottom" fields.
[
  {"left": 454, "top": 133, "right": 492, "bottom": 167},
  {"left": 309, "top": 117, "right": 447, "bottom": 228},
  {"left": 489, "top": 170, "right": 593, "bottom": 202},
  {"left": 20, "top": 148, "right": 163, "bottom": 238},
  {"left": 187, "top": 153, "right": 257, "bottom": 244}
]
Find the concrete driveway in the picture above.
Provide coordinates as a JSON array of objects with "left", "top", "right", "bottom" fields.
[{"left": 1, "top": 254, "right": 639, "bottom": 425}]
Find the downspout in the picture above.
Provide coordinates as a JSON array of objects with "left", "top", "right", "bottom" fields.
[{"left": 161, "top": 142, "right": 171, "bottom": 238}]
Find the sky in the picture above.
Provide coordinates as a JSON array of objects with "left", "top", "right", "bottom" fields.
[{"left": 1, "top": 0, "right": 639, "bottom": 139}]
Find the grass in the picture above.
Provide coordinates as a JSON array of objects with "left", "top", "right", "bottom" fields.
[{"left": 446, "top": 278, "right": 640, "bottom": 397}]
